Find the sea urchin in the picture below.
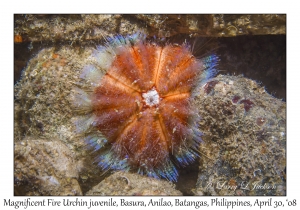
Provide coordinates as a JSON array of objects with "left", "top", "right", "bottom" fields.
[{"left": 73, "top": 33, "right": 218, "bottom": 181}]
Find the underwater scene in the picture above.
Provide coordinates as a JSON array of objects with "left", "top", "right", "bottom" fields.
[{"left": 14, "top": 14, "right": 286, "bottom": 196}]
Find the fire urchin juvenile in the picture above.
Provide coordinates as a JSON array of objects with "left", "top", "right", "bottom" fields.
[{"left": 73, "top": 33, "right": 218, "bottom": 181}]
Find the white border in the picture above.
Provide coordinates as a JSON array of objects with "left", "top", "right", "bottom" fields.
[{"left": 2, "top": 1, "right": 297, "bottom": 209}]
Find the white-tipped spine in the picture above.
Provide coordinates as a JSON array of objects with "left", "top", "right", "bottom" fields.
[
  {"left": 93, "top": 47, "right": 115, "bottom": 71},
  {"left": 80, "top": 65, "right": 104, "bottom": 87},
  {"left": 73, "top": 114, "right": 97, "bottom": 133},
  {"left": 72, "top": 87, "right": 93, "bottom": 112}
]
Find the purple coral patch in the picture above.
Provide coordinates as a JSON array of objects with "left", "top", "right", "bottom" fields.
[
  {"left": 204, "top": 80, "right": 219, "bottom": 94},
  {"left": 232, "top": 95, "right": 241, "bottom": 103},
  {"left": 240, "top": 99, "right": 255, "bottom": 112}
]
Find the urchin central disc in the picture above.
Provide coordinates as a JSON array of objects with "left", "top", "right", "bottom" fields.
[{"left": 142, "top": 88, "right": 160, "bottom": 106}]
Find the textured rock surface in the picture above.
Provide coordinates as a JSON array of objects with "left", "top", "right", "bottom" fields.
[
  {"left": 14, "top": 14, "right": 286, "bottom": 44},
  {"left": 85, "top": 171, "right": 182, "bottom": 196},
  {"left": 194, "top": 75, "right": 286, "bottom": 196},
  {"left": 14, "top": 46, "right": 106, "bottom": 194},
  {"left": 14, "top": 47, "right": 89, "bottom": 143},
  {"left": 14, "top": 138, "right": 82, "bottom": 195},
  {"left": 210, "top": 14, "right": 285, "bottom": 37}
]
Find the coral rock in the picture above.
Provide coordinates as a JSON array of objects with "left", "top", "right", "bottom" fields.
[
  {"left": 85, "top": 171, "right": 182, "bottom": 196},
  {"left": 195, "top": 75, "right": 286, "bottom": 196},
  {"left": 14, "top": 138, "right": 82, "bottom": 195}
]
